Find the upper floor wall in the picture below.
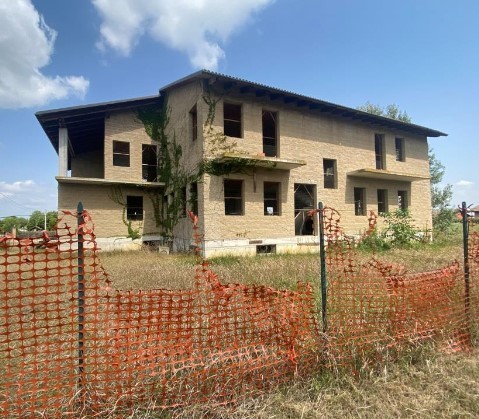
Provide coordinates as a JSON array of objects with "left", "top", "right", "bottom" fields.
[{"left": 203, "top": 91, "right": 430, "bottom": 180}]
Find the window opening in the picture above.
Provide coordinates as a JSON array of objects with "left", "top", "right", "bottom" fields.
[
  {"left": 142, "top": 144, "right": 157, "bottom": 181},
  {"left": 375, "top": 134, "right": 385, "bottom": 169},
  {"left": 190, "top": 105, "right": 198, "bottom": 141},
  {"left": 323, "top": 159, "right": 337, "bottom": 189},
  {"left": 223, "top": 103, "right": 242, "bottom": 138},
  {"left": 262, "top": 110, "right": 277, "bottom": 157},
  {"left": 224, "top": 179, "right": 243, "bottom": 215},
  {"left": 190, "top": 182, "right": 198, "bottom": 215},
  {"left": 354, "top": 187, "right": 366, "bottom": 216},
  {"left": 127, "top": 196, "right": 143, "bottom": 221},
  {"left": 294, "top": 183, "right": 315, "bottom": 235},
  {"left": 395, "top": 137, "right": 405, "bottom": 161},
  {"left": 264, "top": 182, "right": 280, "bottom": 215},
  {"left": 377, "top": 189, "right": 388, "bottom": 214},
  {"left": 113, "top": 141, "right": 130, "bottom": 167},
  {"left": 398, "top": 190, "right": 408, "bottom": 210},
  {"left": 256, "top": 244, "right": 276, "bottom": 255}
]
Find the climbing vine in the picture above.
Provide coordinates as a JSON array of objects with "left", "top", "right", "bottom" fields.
[
  {"left": 121, "top": 84, "right": 278, "bottom": 245},
  {"left": 137, "top": 98, "right": 199, "bottom": 242},
  {"left": 108, "top": 186, "right": 142, "bottom": 240}
]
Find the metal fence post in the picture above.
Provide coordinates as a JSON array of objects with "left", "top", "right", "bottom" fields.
[
  {"left": 318, "top": 202, "right": 327, "bottom": 332},
  {"left": 77, "top": 202, "right": 85, "bottom": 393},
  {"left": 461, "top": 201, "right": 470, "bottom": 326}
]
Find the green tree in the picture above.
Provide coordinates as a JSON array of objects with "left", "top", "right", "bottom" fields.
[
  {"left": 0, "top": 216, "right": 28, "bottom": 233},
  {"left": 429, "top": 149, "right": 453, "bottom": 209},
  {"left": 429, "top": 149, "right": 454, "bottom": 233},
  {"left": 357, "top": 102, "right": 412, "bottom": 123},
  {"left": 27, "top": 210, "right": 45, "bottom": 230},
  {"left": 46, "top": 211, "right": 58, "bottom": 230}
]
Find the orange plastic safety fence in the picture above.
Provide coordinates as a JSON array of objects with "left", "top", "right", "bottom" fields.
[{"left": 0, "top": 208, "right": 477, "bottom": 416}]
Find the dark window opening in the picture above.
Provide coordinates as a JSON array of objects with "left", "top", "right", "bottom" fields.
[
  {"left": 190, "top": 182, "right": 198, "bottom": 215},
  {"left": 262, "top": 110, "right": 277, "bottom": 157},
  {"left": 224, "top": 179, "right": 243, "bottom": 215},
  {"left": 142, "top": 144, "right": 157, "bottom": 181},
  {"left": 256, "top": 244, "right": 276, "bottom": 255},
  {"left": 294, "top": 183, "right": 315, "bottom": 235},
  {"left": 113, "top": 141, "right": 130, "bottom": 167},
  {"left": 398, "top": 190, "right": 408, "bottom": 210},
  {"left": 375, "top": 134, "right": 385, "bottom": 170},
  {"left": 190, "top": 105, "right": 198, "bottom": 141},
  {"left": 223, "top": 103, "right": 242, "bottom": 138},
  {"left": 127, "top": 196, "right": 143, "bottom": 221},
  {"left": 395, "top": 137, "right": 405, "bottom": 161},
  {"left": 377, "top": 189, "right": 388, "bottom": 214},
  {"left": 323, "top": 159, "right": 337, "bottom": 189},
  {"left": 180, "top": 187, "right": 187, "bottom": 218},
  {"left": 264, "top": 182, "right": 280, "bottom": 215},
  {"left": 354, "top": 187, "right": 366, "bottom": 216}
]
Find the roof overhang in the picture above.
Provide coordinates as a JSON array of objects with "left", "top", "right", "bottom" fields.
[
  {"left": 56, "top": 176, "right": 165, "bottom": 188},
  {"left": 214, "top": 152, "right": 306, "bottom": 170},
  {"left": 36, "top": 96, "right": 162, "bottom": 156},
  {"left": 161, "top": 70, "right": 447, "bottom": 138},
  {"left": 348, "top": 168, "right": 430, "bottom": 182}
]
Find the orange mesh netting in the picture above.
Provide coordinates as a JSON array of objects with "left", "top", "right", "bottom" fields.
[{"left": 0, "top": 208, "right": 477, "bottom": 416}]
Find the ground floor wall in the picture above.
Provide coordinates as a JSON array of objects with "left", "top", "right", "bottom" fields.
[
  {"left": 199, "top": 171, "right": 433, "bottom": 257},
  {"left": 58, "top": 182, "right": 162, "bottom": 250}
]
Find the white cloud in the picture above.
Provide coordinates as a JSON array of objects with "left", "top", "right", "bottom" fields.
[
  {"left": 0, "top": 180, "right": 35, "bottom": 193},
  {"left": 0, "top": 0, "right": 89, "bottom": 109},
  {"left": 456, "top": 180, "right": 474, "bottom": 187},
  {"left": 92, "top": 0, "right": 275, "bottom": 70}
]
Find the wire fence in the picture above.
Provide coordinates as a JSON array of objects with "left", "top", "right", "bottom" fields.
[{"left": 0, "top": 204, "right": 477, "bottom": 416}]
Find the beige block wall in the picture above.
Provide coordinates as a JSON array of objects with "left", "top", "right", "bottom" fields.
[
  {"left": 164, "top": 81, "right": 207, "bottom": 243},
  {"left": 58, "top": 182, "right": 161, "bottom": 238},
  {"left": 71, "top": 149, "right": 104, "bottom": 178},
  {"left": 61, "top": 81, "right": 433, "bottom": 251},
  {"left": 104, "top": 111, "right": 156, "bottom": 182},
  {"left": 198, "top": 89, "right": 432, "bottom": 245}
]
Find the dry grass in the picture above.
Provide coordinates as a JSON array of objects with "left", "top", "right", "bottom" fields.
[
  {"left": 100, "top": 238, "right": 465, "bottom": 291},
  {"left": 117, "top": 350, "right": 479, "bottom": 418},
  {"left": 97, "top": 229, "right": 479, "bottom": 418}
]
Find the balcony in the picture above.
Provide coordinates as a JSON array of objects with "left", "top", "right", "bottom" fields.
[
  {"left": 348, "top": 168, "right": 429, "bottom": 182},
  {"left": 212, "top": 152, "right": 306, "bottom": 171}
]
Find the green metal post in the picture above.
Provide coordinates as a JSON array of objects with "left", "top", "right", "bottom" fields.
[
  {"left": 318, "top": 202, "right": 327, "bottom": 332},
  {"left": 77, "top": 202, "right": 85, "bottom": 391},
  {"left": 461, "top": 202, "right": 470, "bottom": 325}
]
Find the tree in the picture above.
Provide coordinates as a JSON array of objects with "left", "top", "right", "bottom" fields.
[
  {"left": 429, "top": 149, "right": 453, "bottom": 209},
  {"left": 0, "top": 216, "right": 28, "bottom": 233},
  {"left": 357, "top": 102, "right": 411, "bottom": 123},
  {"left": 46, "top": 211, "right": 58, "bottom": 230},
  {"left": 27, "top": 210, "right": 45, "bottom": 231},
  {"left": 429, "top": 149, "right": 454, "bottom": 233}
]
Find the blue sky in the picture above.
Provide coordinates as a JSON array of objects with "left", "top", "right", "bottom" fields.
[{"left": 0, "top": 0, "right": 478, "bottom": 218}]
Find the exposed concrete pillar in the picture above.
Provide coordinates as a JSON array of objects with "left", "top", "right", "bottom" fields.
[{"left": 58, "top": 126, "right": 69, "bottom": 177}]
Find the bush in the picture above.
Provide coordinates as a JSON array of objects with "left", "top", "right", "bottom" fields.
[
  {"left": 382, "top": 209, "right": 419, "bottom": 248},
  {"left": 358, "top": 228, "right": 390, "bottom": 252}
]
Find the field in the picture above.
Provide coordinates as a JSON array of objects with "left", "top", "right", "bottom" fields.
[{"left": 96, "top": 226, "right": 479, "bottom": 418}]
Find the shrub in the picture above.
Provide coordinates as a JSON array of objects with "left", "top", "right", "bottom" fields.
[
  {"left": 382, "top": 209, "right": 419, "bottom": 248},
  {"left": 358, "top": 228, "right": 390, "bottom": 252}
]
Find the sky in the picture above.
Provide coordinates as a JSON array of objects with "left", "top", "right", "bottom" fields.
[{"left": 0, "top": 0, "right": 478, "bottom": 218}]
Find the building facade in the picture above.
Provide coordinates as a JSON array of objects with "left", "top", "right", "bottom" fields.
[{"left": 37, "top": 71, "right": 446, "bottom": 255}]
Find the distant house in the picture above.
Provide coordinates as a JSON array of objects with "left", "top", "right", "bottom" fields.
[
  {"left": 470, "top": 205, "right": 479, "bottom": 218},
  {"left": 36, "top": 70, "right": 447, "bottom": 256}
]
